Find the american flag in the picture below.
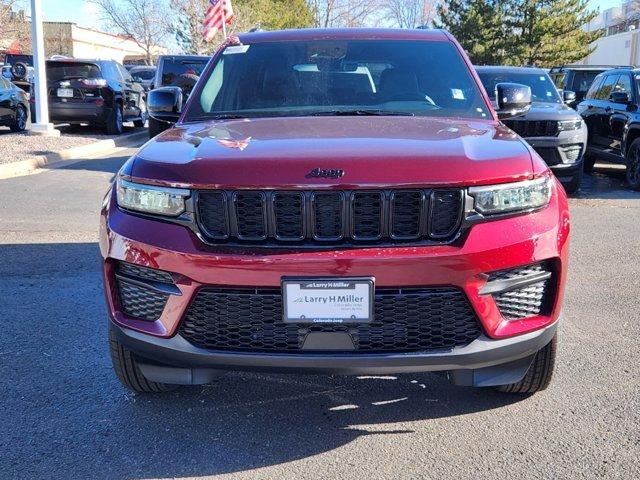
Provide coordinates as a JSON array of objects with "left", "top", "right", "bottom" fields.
[{"left": 203, "top": 0, "right": 234, "bottom": 41}]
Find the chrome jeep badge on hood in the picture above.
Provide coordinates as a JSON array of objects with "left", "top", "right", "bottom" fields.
[{"left": 306, "top": 168, "right": 345, "bottom": 179}]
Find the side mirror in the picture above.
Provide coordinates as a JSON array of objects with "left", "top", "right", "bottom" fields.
[
  {"left": 495, "top": 82, "right": 532, "bottom": 120},
  {"left": 148, "top": 86, "right": 183, "bottom": 124},
  {"left": 610, "top": 91, "right": 630, "bottom": 104},
  {"left": 563, "top": 90, "right": 576, "bottom": 104}
]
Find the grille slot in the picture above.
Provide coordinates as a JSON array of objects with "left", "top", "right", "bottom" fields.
[
  {"left": 116, "top": 279, "right": 169, "bottom": 321},
  {"left": 273, "top": 192, "right": 305, "bottom": 240},
  {"left": 351, "top": 191, "right": 383, "bottom": 240},
  {"left": 196, "top": 189, "right": 464, "bottom": 246},
  {"left": 430, "top": 190, "right": 463, "bottom": 238},
  {"left": 313, "top": 192, "right": 344, "bottom": 240},
  {"left": 117, "top": 262, "right": 174, "bottom": 284},
  {"left": 488, "top": 263, "right": 555, "bottom": 320},
  {"left": 391, "top": 190, "right": 423, "bottom": 239},
  {"left": 198, "top": 191, "right": 229, "bottom": 239},
  {"left": 179, "top": 287, "right": 482, "bottom": 353},
  {"left": 234, "top": 192, "right": 267, "bottom": 240}
]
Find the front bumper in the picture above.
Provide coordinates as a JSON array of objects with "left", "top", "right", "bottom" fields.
[
  {"left": 111, "top": 320, "right": 558, "bottom": 386},
  {"left": 525, "top": 125, "right": 588, "bottom": 183},
  {"left": 100, "top": 179, "right": 570, "bottom": 378}
]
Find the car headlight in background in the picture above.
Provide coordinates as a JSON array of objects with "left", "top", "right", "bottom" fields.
[
  {"left": 469, "top": 176, "right": 552, "bottom": 215},
  {"left": 557, "top": 119, "right": 582, "bottom": 131},
  {"left": 116, "top": 178, "right": 190, "bottom": 216}
]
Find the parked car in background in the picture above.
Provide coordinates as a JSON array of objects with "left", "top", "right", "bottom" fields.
[
  {"left": 46, "top": 59, "right": 147, "bottom": 134},
  {"left": 148, "top": 54, "right": 209, "bottom": 138},
  {"left": 103, "top": 29, "right": 569, "bottom": 396},
  {"left": 129, "top": 66, "right": 156, "bottom": 91},
  {"left": 0, "top": 76, "right": 30, "bottom": 132},
  {"left": 1, "top": 54, "right": 35, "bottom": 96},
  {"left": 549, "top": 65, "right": 622, "bottom": 108},
  {"left": 577, "top": 67, "right": 640, "bottom": 190},
  {"left": 476, "top": 66, "right": 587, "bottom": 193}
]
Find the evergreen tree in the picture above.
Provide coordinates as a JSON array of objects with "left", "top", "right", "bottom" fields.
[
  {"left": 435, "top": 0, "right": 603, "bottom": 67},
  {"left": 434, "top": 0, "right": 512, "bottom": 65},
  {"left": 507, "top": 0, "right": 603, "bottom": 67}
]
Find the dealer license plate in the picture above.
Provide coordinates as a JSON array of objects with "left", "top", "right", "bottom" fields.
[
  {"left": 282, "top": 278, "right": 374, "bottom": 323},
  {"left": 57, "top": 88, "right": 74, "bottom": 98}
]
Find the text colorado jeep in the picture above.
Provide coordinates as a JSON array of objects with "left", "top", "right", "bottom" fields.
[{"left": 101, "top": 29, "right": 569, "bottom": 395}]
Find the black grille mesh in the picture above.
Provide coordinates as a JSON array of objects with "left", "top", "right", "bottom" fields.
[
  {"left": 430, "top": 191, "right": 462, "bottom": 237},
  {"left": 179, "top": 287, "right": 482, "bottom": 353},
  {"left": 116, "top": 279, "right": 169, "bottom": 320},
  {"left": 391, "top": 191, "right": 422, "bottom": 239},
  {"left": 117, "top": 262, "right": 174, "bottom": 284},
  {"left": 504, "top": 119, "right": 559, "bottom": 137},
  {"left": 274, "top": 193, "right": 304, "bottom": 240},
  {"left": 314, "top": 192, "right": 343, "bottom": 239},
  {"left": 235, "top": 192, "right": 266, "bottom": 239},
  {"left": 489, "top": 263, "right": 554, "bottom": 320},
  {"left": 352, "top": 192, "right": 382, "bottom": 239},
  {"left": 197, "top": 189, "right": 464, "bottom": 246}
]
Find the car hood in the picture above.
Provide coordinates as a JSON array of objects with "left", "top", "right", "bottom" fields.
[
  {"left": 131, "top": 116, "right": 535, "bottom": 188},
  {"left": 519, "top": 101, "right": 581, "bottom": 121}
]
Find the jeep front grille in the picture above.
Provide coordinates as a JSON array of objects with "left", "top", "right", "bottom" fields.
[
  {"left": 196, "top": 189, "right": 464, "bottom": 246},
  {"left": 503, "top": 119, "right": 559, "bottom": 138}
]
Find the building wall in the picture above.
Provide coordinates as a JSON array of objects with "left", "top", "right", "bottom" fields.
[
  {"left": 41, "top": 22, "right": 165, "bottom": 64},
  {"left": 582, "top": 30, "right": 640, "bottom": 66}
]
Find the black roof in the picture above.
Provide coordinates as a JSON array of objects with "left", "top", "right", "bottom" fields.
[{"left": 474, "top": 65, "right": 547, "bottom": 74}]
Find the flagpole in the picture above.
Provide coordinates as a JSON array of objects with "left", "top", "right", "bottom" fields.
[{"left": 221, "top": 0, "right": 228, "bottom": 40}]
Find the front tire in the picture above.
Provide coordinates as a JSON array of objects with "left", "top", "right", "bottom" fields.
[
  {"left": 563, "top": 164, "right": 583, "bottom": 194},
  {"left": 109, "top": 328, "right": 178, "bottom": 393},
  {"left": 133, "top": 99, "right": 147, "bottom": 128},
  {"left": 583, "top": 152, "right": 597, "bottom": 173},
  {"left": 625, "top": 138, "right": 640, "bottom": 191},
  {"left": 496, "top": 334, "right": 557, "bottom": 394}
]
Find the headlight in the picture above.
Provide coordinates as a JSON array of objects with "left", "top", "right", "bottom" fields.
[
  {"left": 469, "top": 176, "right": 552, "bottom": 215},
  {"left": 558, "top": 119, "right": 582, "bottom": 131},
  {"left": 116, "top": 178, "right": 190, "bottom": 216}
]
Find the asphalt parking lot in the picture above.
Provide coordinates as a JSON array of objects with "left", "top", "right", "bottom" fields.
[{"left": 1, "top": 151, "right": 639, "bottom": 480}]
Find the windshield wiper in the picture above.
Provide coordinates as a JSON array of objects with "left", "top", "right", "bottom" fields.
[
  {"left": 311, "top": 109, "right": 414, "bottom": 117},
  {"left": 209, "top": 113, "right": 247, "bottom": 120}
]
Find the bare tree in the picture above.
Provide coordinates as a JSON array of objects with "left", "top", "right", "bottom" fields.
[
  {"left": 168, "top": 0, "right": 263, "bottom": 54},
  {"left": 385, "top": 0, "right": 438, "bottom": 28},
  {"left": 1, "top": 0, "right": 31, "bottom": 54},
  {"left": 91, "top": 0, "right": 169, "bottom": 64},
  {"left": 310, "top": 0, "right": 381, "bottom": 28}
]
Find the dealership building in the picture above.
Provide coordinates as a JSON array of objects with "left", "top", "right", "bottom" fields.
[{"left": 581, "top": 1, "right": 640, "bottom": 65}]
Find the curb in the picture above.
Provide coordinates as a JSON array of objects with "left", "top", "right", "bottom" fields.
[{"left": 0, "top": 130, "right": 148, "bottom": 180}]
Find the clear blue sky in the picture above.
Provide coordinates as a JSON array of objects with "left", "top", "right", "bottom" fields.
[{"left": 34, "top": 0, "right": 623, "bottom": 29}]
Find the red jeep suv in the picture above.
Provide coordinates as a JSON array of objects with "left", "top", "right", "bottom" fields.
[{"left": 101, "top": 29, "right": 569, "bottom": 395}]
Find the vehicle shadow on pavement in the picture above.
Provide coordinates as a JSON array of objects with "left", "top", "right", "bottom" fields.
[{"left": 1, "top": 242, "right": 528, "bottom": 479}]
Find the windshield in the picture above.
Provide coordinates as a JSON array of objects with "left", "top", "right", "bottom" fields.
[
  {"left": 6, "top": 54, "right": 33, "bottom": 66},
  {"left": 132, "top": 69, "right": 155, "bottom": 80},
  {"left": 46, "top": 62, "right": 101, "bottom": 81},
  {"left": 478, "top": 71, "right": 562, "bottom": 104},
  {"left": 185, "top": 40, "right": 491, "bottom": 121}
]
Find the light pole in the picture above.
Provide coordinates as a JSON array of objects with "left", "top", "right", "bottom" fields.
[{"left": 28, "top": 0, "right": 59, "bottom": 136}]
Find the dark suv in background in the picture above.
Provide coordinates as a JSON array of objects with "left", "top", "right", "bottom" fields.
[
  {"left": 47, "top": 59, "right": 147, "bottom": 134},
  {"left": 476, "top": 66, "right": 587, "bottom": 193},
  {"left": 148, "top": 55, "right": 209, "bottom": 138},
  {"left": 577, "top": 67, "right": 640, "bottom": 190},
  {"left": 550, "top": 65, "right": 620, "bottom": 108}
]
